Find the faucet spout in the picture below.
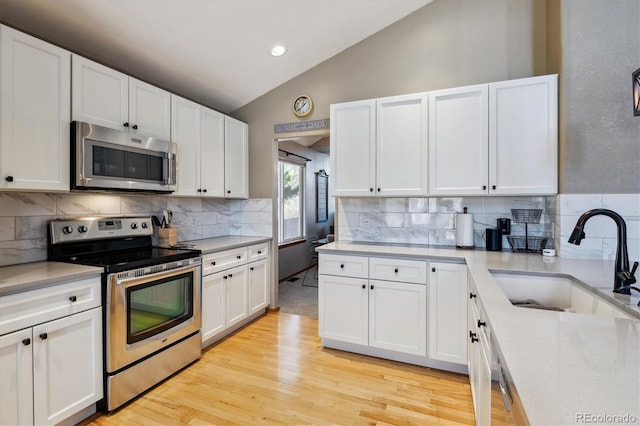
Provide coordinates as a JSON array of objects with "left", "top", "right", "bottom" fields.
[{"left": 567, "top": 209, "right": 631, "bottom": 294}]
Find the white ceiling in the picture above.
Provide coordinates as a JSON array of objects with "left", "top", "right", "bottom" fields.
[{"left": 0, "top": 0, "right": 430, "bottom": 113}]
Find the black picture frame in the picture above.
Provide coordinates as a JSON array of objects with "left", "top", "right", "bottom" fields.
[
  {"left": 633, "top": 67, "right": 640, "bottom": 116},
  {"left": 316, "top": 169, "right": 329, "bottom": 223}
]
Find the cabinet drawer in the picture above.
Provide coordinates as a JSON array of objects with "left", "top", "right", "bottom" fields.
[
  {"left": 202, "top": 247, "right": 248, "bottom": 275},
  {"left": 369, "top": 257, "right": 427, "bottom": 284},
  {"left": 0, "top": 277, "right": 101, "bottom": 336},
  {"left": 319, "top": 254, "right": 369, "bottom": 278},
  {"left": 248, "top": 242, "right": 269, "bottom": 263}
]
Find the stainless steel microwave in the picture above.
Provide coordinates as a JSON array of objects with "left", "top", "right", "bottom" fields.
[{"left": 71, "top": 121, "right": 177, "bottom": 193}]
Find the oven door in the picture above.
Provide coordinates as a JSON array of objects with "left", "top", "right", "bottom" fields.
[
  {"left": 106, "top": 261, "right": 201, "bottom": 373},
  {"left": 72, "top": 120, "right": 177, "bottom": 193}
]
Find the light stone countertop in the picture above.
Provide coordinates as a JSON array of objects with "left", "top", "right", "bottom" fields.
[
  {"left": 181, "top": 235, "right": 272, "bottom": 255},
  {"left": 317, "top": 241, "right": 640, "bottom": 426},
  {"left": 0, "top": 261, "right": 103, "bottom": 296}
]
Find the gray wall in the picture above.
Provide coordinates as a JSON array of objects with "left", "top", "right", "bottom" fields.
[
  {"left": 548, "top": 0, "right": 640, "bottom": 193},
  {"left": 234, "top": 0, "right": 546, "bottom": 198}
]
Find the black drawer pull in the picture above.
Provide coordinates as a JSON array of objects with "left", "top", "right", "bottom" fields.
[
  {"left": 39, "top": 333, "right": 48, "bottom": 340},
  {"left": 477, "top": 320, "right": 487, "bottom": 328},
  {"left": 69, "top": 295, "right": 77, "bottom": 302},
  {"left": 22, "top": 338, "right": 31, "bottom": 346},
  {"left": 469, "top": 331, "right": 479, "bottom": 343}
]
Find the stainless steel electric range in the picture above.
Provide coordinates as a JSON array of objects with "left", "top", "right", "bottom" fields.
[{"left": 48, "top": 216, "right": 202, "bottom": 412}]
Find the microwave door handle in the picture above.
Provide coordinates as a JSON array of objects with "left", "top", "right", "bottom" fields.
[{"left": 165, "top": 152, "right": 176, "bottom": 186}]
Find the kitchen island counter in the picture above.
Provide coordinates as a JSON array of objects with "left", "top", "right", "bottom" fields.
[{"left": 317, "top": 241, "right": 640, "bottom": 426}]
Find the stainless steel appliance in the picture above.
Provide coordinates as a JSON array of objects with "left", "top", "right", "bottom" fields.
[
  {"left": 48, "top": 216, "right": 201, "bottom": 411},
  {"left": 71, "top": 121, "right": 177, "bottom": 193}
]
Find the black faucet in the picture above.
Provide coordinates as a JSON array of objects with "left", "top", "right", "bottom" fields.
[{"left": 567, "top": 208, "right": 638, "bottom": 294}]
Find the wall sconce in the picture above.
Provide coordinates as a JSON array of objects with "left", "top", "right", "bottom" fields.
[{"left": 633, "top": 67, "right": 640, "bottom": 116}]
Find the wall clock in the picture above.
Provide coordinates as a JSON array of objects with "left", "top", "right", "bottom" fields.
[{"left": 293, "top": 95, "right": 313, "bottom": 117}]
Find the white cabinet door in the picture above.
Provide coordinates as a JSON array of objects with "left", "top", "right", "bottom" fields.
[
  {"left": 489, "top": 74, "right": 558, "bottom": 195},
  {"left": 201, "top": 270, "right": 226, "bottom": 344},
  {"left": 429, "top": 84, "right": 489, "bottom": 196},
  {"left": 330, "top": 99, "right": 376, "bottom": 196},
  {"left": 71, "top": 55, "right": 128, "bottom": 131},
  {"left": 248, "top": 258, "right": 269, "bottom": 314},
  {"left": 32, "top": 307, "right": 102, "bottom": 426},
  {"left": 172, "top": 95, "right": 202, "bottom": 196},
  {"left": 128, "top": 78, "right": 171, "bottom": 140},
  {"left": 0, "top": 25, "right": 71, "bottom": 191},
  {"left": 224, "top": 116, "right": 249, "bottom": 199},
  {"left": 376, "top": 93, "right": 428, "bottom": 196},
  {"left": 368, "top": 279, "right": 426, "bottom": 356},
  {"left": 428, "top": 262, "right": 468, "bottom": 365},
  {"left": 0, "top": 328, "right": 33, "bottom": 426},
  {"left": 201, "top": 107, "right": 225, "bottom": 197},
  {"left": 225, "top": 265, "right": 248, "bottom": 327},
  {"left": 318, "top": 274, "right": 368, "bottom": 345}
]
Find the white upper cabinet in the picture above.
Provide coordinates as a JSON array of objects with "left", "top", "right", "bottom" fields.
[
  {"left": 72, "top": 55, "right": 171, "bottom": 140},
  {"left": 429, "top": 84, "right": 489, "bottom": 196},
  {"left": 224, "top": 116, "right": 249, "bottom": 199},
  {"left": 330, "top": 99, "right": 376, "bottom": 196},
  {"left": 376, "top": 93, "right": 429, "bottom": 196},
  {"left": 489, "top": 74, "right": 558, "bottom": 195},
  {"left": 429, "top": 74, "right": 557, "bottom": 196},
  {"left": 0, "top": 25, "right": 71, "bottom": 192},
  {"left": 171, "top": 95, "right": 246, "bottom": 198},
  {"left": 330, "top": 94, "right": 428, "bottom": 197}
]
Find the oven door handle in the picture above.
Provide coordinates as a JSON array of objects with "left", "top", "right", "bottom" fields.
[{"left": 113, "top": 264, "right": 200, "bottom": 288}]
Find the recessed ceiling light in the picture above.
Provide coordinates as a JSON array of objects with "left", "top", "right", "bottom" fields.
[{"left": 271, "top": 45, "right": 286, "bottom": 57}]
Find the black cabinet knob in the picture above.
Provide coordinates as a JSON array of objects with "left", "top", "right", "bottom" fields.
[
  {"left": 431, "top": 267, "right": 436, "bottom": 272},
  {"left": 377, "top": 188, "right": 381, "bottom": 192},
  {"left": 123, "top": 122, "right": 129, "bottom": 127},
  {"left": 132, "top": 124, "right": 138, "bottom": 130},
  {"left": 257, "top": 250, "right": 262, "bottom": 254},
  {"left": 482, "top": 185, "right": 487, "bottom": 190},
  {"left": 492, "top": 185, "right": 497, "bottom": 190},
  {"left": 237, "top": 255, "right": 241, "bottom": 259},
  {"left": 203, "top": 189, "right": 207, "bottom": 193},
  {"left": 250, "top": 267, "right": 254, "bottom": 271},
  {"left": 5, "top": 176, "right": 14, "bottom": 182},
  {"left": 197, "top": 189, "right": 202, "bottom": 193},
  {"left": 229, "top": 273, "right": 233, "bottom": 278},
  {"left": 223, "top": 276, "right": 227, "bottom": 279},
  {"left": 212, "top": 261, "right": 216, "bottom": 265},
  {"left": 370, "top": 285, "right": 374, "bottom": 290},
  {"left": 22, "top": 338, "right": 31, "bottom": 346},
  {"left": 362, "top": 284, "right": 366, "bottom": 289},
  {"left": 69, "top": 295, "right": 77, "bottom": 302},
  {"left": 369, "top": 188, "right": 373, "bottom": 192},
  {"left": 469, "top": 292, "right": 477, "bottom": 299},
  {"left": 227, "top": 190, "right": 231, "bottom": 194},
  {"left": 394, "top": 268, "right": 399, "bottom": 273},
  {"left": 477, "top": 320, "right": 486, "bottom": 327},
  {"left": 469, "top": 331, "right": 479, "bottom": 342},
  {"left": 39, "top": 333, "right": 48, "bottom": 340},
  {"left": 340, "top": 264, "right": 344, "bottom": 269}
]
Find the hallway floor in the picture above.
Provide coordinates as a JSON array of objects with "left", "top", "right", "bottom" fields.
[{"left": 278, "top": 265, "right": 318, "bottom": 318}]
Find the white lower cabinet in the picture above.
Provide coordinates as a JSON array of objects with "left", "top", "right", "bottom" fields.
[
  {"left": 428, "top": 262, "right": 468, "bottom": 365},
  {"left": 319, "top": 254, "right": 427, "bottom": 357},
  {"left": 201, "top": 242, "right": 271, "bottom": 347},
  {"left": 468, "top": 278, "right": 493, "bottom": 426},
  {"left": 0, "top": 278, "right": 103, "bottom": 426}
]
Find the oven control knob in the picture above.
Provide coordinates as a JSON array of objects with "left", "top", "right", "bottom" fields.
[
  {"left": 131, "top": 223, "right": 138, "bottom": 230},
  {"left": 141, "top": 222, "right": 148, "bottom": 229},
  {"left": 62, "top": 226, "right": 74, "bottom": 234},
  {"left": 78, "top": 225, "right": 88, "bottom": 233}
]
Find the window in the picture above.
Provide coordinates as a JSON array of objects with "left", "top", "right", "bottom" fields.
[{"left": 278, "top": 160, "right": 304, "bottom": 243}]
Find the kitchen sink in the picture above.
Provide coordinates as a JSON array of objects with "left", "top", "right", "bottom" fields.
[{"left": 490, "top": 271, "right": 639, "bottom": 320}]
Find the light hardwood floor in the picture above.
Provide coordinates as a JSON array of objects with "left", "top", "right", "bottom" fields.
[{"left": 84, "top": 312, "right": 514, "bottom": 425}]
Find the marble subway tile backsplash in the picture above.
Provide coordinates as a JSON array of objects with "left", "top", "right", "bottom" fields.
[
  {"left": 555, "top": 194, "right": 640, "bottom": 262},
  {"left": 338, "top": 196, "right": 554, "bottom": 248},
  {"left": 0, "top": 193, "right": 272, "bottom": 267}
]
